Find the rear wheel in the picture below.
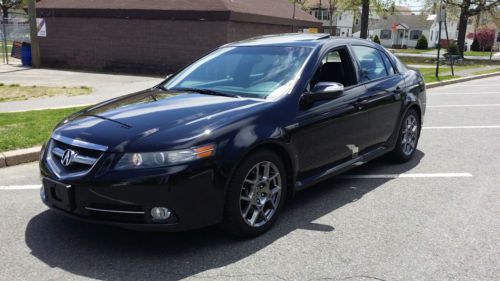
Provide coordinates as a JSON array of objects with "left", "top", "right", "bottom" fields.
[
  {"left": 389, "top": 108, "right": 421, "bottom": 162},
  {"left": 223, "top": 150, "right": 287, "bottom": 237}
]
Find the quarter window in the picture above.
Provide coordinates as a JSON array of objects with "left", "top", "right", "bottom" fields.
[
  {"left": 410, "top": 30, "right": 422, "bottom": 40},
  {"left": 379, "top": 51, "right": 396, "bottom": 75},
  {"left": 380, "top": 30, "right": 392, "bottom": 39},
  {"left": 351, "top": 46, "right": 388, "bottom": 81}
]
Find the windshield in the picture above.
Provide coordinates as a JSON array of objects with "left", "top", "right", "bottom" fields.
[{"left": 163, "top": 46, "right": 313, "bottom": 99}]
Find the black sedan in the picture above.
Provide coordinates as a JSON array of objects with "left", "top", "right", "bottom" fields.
[{"left": 40, "top": 34, "right": 426, "bottom": 237}]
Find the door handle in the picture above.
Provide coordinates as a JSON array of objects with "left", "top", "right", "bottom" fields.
[
  {"left": 353, "top": 98, "right": 369, "bottom": 110},
  {"left": 393, "top": 87, "right": 404, "bottom": 100},
  {"left": 393, "top": 87, "right": 404, "bottom": 94}
]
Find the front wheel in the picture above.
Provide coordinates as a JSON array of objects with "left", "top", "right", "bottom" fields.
[
  {"left": 389, "top": 108, "right": 421, "bottom": 162},
  {"left": 222, "top": 150, "right": 287, "bottom": 237}
]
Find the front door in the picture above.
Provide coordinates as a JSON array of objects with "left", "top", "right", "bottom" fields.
[{"left": 290, "top": 47, "right": 370, "bottom": 174}]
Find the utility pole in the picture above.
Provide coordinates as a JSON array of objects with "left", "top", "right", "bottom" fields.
[
  {"left": 28, "top": 0, "right": 40, "bottom": 67},
  {"left": 435, "top": 2, "right": 443, "bottom": 80}
]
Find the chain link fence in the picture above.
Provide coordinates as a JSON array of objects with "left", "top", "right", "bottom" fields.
[{"left": 1, "top": 17, "right": 31, "bottom": 64}]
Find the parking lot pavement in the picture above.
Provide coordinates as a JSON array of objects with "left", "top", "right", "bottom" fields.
[{"left": 1, "top": 77, "right": 500, "bottom": 281}]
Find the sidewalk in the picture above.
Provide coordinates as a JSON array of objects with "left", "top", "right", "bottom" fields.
[{"left": 0, "top": 64, "right": 163, "bottom": 112}]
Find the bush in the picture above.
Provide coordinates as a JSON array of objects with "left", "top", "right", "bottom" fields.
[
  {"left": 415, "top": 35, "right": 428, "bottom": 50},
  {"left": 447, "top": 43, "right": 459, "bottom": 54},
  {"left": 471, "top": 37, "right": 480, "bottom": 51},
  {"left": 373, "top": 35, "right": 381, "bottom": 44}
]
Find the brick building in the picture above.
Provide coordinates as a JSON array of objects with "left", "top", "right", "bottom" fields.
[{"left": 36, "top": 0, "right": 320, "bottom": 74}]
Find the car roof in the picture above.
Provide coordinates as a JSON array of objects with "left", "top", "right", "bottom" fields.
[{"left": 226, "top": 33, "right": 378, "bottom": 49}]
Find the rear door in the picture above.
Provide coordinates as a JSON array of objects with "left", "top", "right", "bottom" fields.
[{"left": 350, "top": 45, "right": 405, "bottom": 148}]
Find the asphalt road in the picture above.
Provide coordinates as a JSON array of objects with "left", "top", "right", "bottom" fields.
[{"left": 1, "top": 76, "right": 499, "bottom": 281}]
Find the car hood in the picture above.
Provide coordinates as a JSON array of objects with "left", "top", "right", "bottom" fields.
[{"left": 53, "top": 89, "right": 267, "bottom": 152}]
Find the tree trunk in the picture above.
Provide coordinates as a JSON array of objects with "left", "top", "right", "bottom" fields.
[
  {"left": 1, "top": 7, "right": 9, "bottom": 21},
  {"left": 360, "top": 0, "right": 369, "bottom": 39},
  {"left": 456, "top": 8, "right": 468, "bottom": 56}
]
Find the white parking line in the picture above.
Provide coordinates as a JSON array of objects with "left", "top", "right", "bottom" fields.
[
  {"left": 428, "top": 104, "right": 500, "bottom": 108},
  {"left": 423, "top": 126, "right": 500, "bottom": 129},
  {"left": 0, "top": 185, "right": 41, "bottom": 190},
  {"left": 340, "top": 173, "right": 473, "bottom": 179}
]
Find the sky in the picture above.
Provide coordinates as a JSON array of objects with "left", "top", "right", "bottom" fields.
[{"left": 396, "top": 0, "right": 426, "bottom": 13}]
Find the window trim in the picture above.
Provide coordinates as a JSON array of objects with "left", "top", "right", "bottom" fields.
[
  {"left": 410, "top": 30, "right": 422, "bottom": 41},
  {"left": 380, "top": 30, "right": 392, "bottom": 40}
]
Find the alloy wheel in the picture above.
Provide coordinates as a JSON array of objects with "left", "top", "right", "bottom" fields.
[
  {"left": 401, "top": 114, "right": 419, "bottom": 156},
  {"left": 239, "top": 161, "right": 282, "bottom": 228}
]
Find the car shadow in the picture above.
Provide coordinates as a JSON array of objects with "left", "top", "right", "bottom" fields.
[{"left": 25, "top": 151, "right": 424, "bottom": 280}]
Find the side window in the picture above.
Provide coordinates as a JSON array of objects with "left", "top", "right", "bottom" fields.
[
  {"left": 379, "top": 51, "right": 395, "bottom": 75},
  {"left": 351, "top": 45, "right": 388, "bottom": 82},
  {"left": 310, "top": 48, "right": 357, "bottom": 89}
]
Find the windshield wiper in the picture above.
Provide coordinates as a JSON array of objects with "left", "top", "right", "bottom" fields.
[{"left": 172, "top": 87, "right": 240, "bottom": 98}]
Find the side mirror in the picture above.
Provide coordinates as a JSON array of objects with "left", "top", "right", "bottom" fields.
[{"left": 301, "top": 82, "right": 344, "bottom": 105}]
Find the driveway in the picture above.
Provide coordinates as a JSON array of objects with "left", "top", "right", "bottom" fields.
[{"left": 0, "top": 76, "right": 499, "bottom": 280}]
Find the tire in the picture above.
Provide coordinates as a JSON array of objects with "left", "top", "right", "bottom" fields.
[
  {"left": 222, "top": 150, "right": 287, "bottom": 238},
  {"left": 389, "top": 108, "right": 421, "bottom": 163}
]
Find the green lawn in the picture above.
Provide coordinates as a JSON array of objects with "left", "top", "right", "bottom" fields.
[
  {"left": 0, "top": 107, "right": 83, "bottom": 152},
  {"left": 463, "top": 51, "right": 495, "bottom": 57},
  {"left": 0, "top": 84, "right": 91, "bottom": 103}
]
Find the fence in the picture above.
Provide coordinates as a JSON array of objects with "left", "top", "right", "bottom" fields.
[{"left": 1, "top": 18, "right": 30, "bottom": 64}]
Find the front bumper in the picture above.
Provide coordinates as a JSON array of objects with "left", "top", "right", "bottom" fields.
[{"left": 40, "top": 167, "right": 226, "bottom": 231}]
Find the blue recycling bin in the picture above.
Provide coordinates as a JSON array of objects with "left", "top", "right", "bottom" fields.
[{"left": 21, "top": 43, "right": 32, "bottom": 66}]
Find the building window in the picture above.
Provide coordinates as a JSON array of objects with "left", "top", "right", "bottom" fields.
[
  {"left": 355, "top": 18, "right": 359, "bottom": 25},
  {"left": 311, "top": 8, "right": 330, "bottom": 21},
  {"left": 380, "top": 30, "right": 392, "bottom": 39},
  {"left": 410, "top": 30, "right": 422, "bottom": 40},
  {"left": 430, "top": 30, "right": 434, "bottom": 41},
  {"left": 338, "top": 14, "right": 342, "bottom": 21},
  {"left": 336, "top": 29, "right": 341, "bottom": 36}
]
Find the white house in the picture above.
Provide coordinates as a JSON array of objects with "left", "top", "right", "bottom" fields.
[
  {"left": 305, "top": 0, "right": 354, "bottom": 37},
  {"left": 370, "top": 14, "right": 433, "bottom": 48}
]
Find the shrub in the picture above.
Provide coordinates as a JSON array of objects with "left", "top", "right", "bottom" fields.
[
  {"left": 471, "top": 37, "right": 480, "bottom": 51},
  {"left": 415, "top": 35, "right": 428, "bottom": 50},
  {"left": 448, "top": 43, "right": 459, "bottom": 54},
  {"left": 373, "top": 35, "right": 381, "bottom": 44}
]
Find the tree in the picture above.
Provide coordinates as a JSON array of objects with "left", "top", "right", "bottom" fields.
[
  {"left": 416, "top": 35, "right": 428, "bottom": 49},
  {"left": 0, "top": 0, "right": 21, "bottom": 20},
  {"left": 373, "top": 34, "right": 381, "bottom": 44},
  {"left": 442, "top": 0, "right": 500, "bottom": 55}
]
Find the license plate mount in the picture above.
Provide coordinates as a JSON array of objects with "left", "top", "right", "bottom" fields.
[{"left": 43, "top": 178, "right": 74, "bottom": 211}]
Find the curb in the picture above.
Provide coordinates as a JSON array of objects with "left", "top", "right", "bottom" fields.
[
  {"left": 1, "top": 71, "right": 499, "bottom": 169},
  {"left": 426, "top": 71, "right": 500, "bottom": 88},
  {"left": 0, "top": 146, "right": 41, "bottom": 168}
]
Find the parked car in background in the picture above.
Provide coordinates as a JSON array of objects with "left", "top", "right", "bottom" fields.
[{"left": 40, "top": 34, "right": 426, "bottom": 237}]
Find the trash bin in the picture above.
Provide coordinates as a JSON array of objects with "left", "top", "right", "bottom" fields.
[{"left": 21, "top": 43, "right": 32, "bottom": 66}]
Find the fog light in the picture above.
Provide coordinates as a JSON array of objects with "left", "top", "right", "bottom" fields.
[
  {"left": 40, "top": 186, "right": 46, "bottom": 201},
  {"left": 150, "top": 207, "right": 171, "bottom": 221}
]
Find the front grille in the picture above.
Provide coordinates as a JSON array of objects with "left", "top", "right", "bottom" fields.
[{"left": 46, "top": 135, "right": 107, "bottom": 178}]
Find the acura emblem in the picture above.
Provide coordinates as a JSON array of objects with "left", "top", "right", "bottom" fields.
[{"left": 61, "top": 149, "right": 78, "bottom": 167}]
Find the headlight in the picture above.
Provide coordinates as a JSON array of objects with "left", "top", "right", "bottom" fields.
[{"left": 114, "top": 144, "right": 215, "bottom": 170}]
